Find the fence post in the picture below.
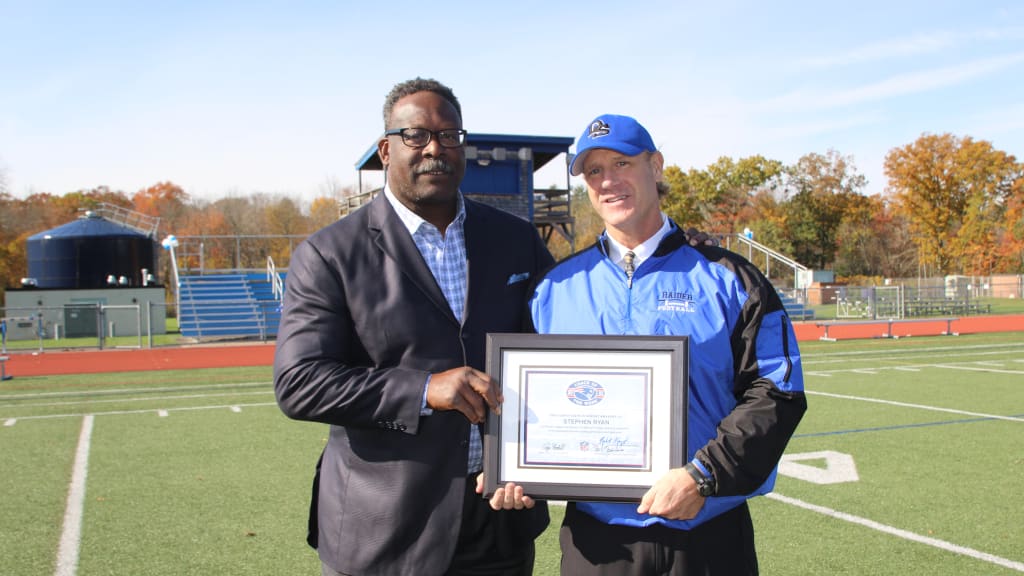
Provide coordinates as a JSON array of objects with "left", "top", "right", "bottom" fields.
[
  {"left": 36, "top": 310, "right": 44, "bottom": 353},
  {"left": 97, "top": 304, "right": 105, "bottom": 350},
  {"left": 135, "top": 303, "right": 142, "bottom": 349}
]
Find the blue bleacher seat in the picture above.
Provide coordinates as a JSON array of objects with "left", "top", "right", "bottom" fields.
[
  {"left": 778, "top": 291, "right": 815, "bottom": 321},
  {"left": 177, "top": 273, "right": 285, "bottom": 340}
]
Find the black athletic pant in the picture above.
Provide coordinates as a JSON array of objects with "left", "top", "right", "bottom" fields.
[{"left": 559, "top": 501, "right": 758, "bottom": 576}]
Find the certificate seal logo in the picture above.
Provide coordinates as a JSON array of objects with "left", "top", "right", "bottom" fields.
[{"left": 566, "top": 380, "right": 605, "bottom": 406}]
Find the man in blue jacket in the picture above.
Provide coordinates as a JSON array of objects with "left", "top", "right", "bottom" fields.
[{"left": 528, "top": 114, "right": 807, "bottom": 575}]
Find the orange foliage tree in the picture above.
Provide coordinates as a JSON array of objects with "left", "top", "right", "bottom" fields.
[{"left": 884, "top": 133, "right": 1022, "bottom": 275}]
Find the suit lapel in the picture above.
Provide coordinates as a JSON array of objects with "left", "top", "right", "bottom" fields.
[
  {"left": 462, "top": 200, "right": 489, "bottom": 328},
  {"left": 367, "top": 194, "right": 458, "bottom": 323}
]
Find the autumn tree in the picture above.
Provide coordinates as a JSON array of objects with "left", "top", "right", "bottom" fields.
[
  {"left": 832, "top": 194, "right": 917, "bottom": 278},
  {"left": 133, "top": 181, "right": 190, "bottom": 234},
  {"left": 884, "top": 133, "right": 1022, "bottom": 275},
  {"left": 0, "top": 192, "right": 16, "bottom": 295},
  {"left": 308, "top": 196, "right": 342, "bottom": 232},
  {"left": 545, "top": 185, "right": 601, "bottom": 261},
  {"left": 194, "top": 195, "right": 260, "bottom": 269},
  {"left": 781, "top": 150, "right": 867, "bottom": 270},
  {"left": 262, "top": 195, "right": 309, "bottom": 266},
  {"left": 663, "top": 156, "right": 783, "bottom": 234},
  {"left": 661, "top": 165, "right": 701, "bottom": 229},
  {"left": 994, "top": 177, "right": 1024, "bottom": 273},
  {"left": 746, "top": 188, "right": 793, "bottom": 257}
]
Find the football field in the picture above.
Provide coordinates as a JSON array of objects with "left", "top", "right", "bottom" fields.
[{"left": 1, "top": 332, "right": 1022, "bottom": 575}]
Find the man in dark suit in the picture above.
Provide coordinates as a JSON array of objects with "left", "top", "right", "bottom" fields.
[{"left": 273, "top": 77, "right": 552, "bottom": 576}]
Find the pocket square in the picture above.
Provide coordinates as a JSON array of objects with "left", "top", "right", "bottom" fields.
[{"left": 507, "top": 272, "right": 530, "bottom": 285}]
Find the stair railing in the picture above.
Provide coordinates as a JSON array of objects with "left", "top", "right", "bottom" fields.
[{"left": 267, "top": 256, "right": 285, "bottom": 301}]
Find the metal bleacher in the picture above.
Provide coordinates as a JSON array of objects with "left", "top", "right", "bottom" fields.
[
  {"left": 176, "top": 273, "right": 283, "bottom": 341},
  {"left": 778, "top": 291, "right": 815, "bottom": 321}
]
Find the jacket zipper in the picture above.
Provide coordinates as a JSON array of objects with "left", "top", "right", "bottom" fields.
[{"left": 781, "top": 315, "right": 794, "bottom": 382}]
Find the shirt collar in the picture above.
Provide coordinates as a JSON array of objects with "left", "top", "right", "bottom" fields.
[
  {"left": 383, "top": 185, "right": 466, "bottom": 235},
  {"left": 606, "top": 213, "right": 672, "bottom": 270}
]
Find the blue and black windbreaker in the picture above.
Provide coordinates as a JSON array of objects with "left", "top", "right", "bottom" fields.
[{"left": 528, "top": 221, "right": 807, "bottom": 530}]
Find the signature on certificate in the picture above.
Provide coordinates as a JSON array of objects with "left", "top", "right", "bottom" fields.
[{"left": 577, "top": 436, "right": 632, "bottom": 453}]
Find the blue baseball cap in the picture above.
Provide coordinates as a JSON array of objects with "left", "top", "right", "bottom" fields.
[{"left": 569, "top": 114, "right": 657, "bottom": 176}]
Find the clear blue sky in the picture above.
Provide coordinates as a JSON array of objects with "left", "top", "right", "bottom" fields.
[{"left": 2, "top": 0, "right": 1022, "bottom": 204}]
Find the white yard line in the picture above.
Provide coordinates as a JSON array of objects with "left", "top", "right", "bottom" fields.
[
  {"left": 803, "top": 348, "right": 1024, "bottom": 369},
  {"left": 5, "top": 389, "right": 273, "bottom": 409},
  {"left": 805, "top": 342, "right": 1024, "bottom": 361},
  {"left": 804, "top": 359, "right": 1024, "bottom": 374},
  {"left": 932, "top": 363, "right": 1024, "bottom": 375},
  {"left": 5, "top": 402, "right": 279, "bottom": 422},
  {"left": 767, "top": 493, "right": 1024, "bottom": 572},
  {"left": 54, "top": 414, "right": 94, "bottom": 576},
  {"left": 806, "top": 391, "right": 1024, "bottom": 422}
]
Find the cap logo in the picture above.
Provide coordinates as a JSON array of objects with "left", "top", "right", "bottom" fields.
[{"left": 588, "top": 120, "right": 611, "bottom": 139}]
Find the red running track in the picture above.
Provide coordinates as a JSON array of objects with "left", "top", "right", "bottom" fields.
[{"left": 3, "top": 315, "right": 1023, "bottom": 377}]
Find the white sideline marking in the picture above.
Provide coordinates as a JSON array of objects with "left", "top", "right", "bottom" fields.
[
  {"left": 230, "top": 406, "right": 241, "bottom": 413},
  {"left": 894, "top": 367, "right": 920, "bottom": 372},
  {"left": 767, "top": 493, "right": 1024, "bottom": 572},
  {"left": 1, "top": 381, "right": 270, "bottom": 401},
  {"left": 4, "top": 418, "right": 15, "bottom": 427},
  {"left": 807, "top": 391, "right": 1024, "bottom": 423},
  {"left": 54, "top": 414, "right": 94, "bottom": 576},
  {"left": 157, "top": 410, "right": 169, "bottom": 417}
]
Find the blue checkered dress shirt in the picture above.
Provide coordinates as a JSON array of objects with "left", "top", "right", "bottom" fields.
[{"left": 384, "top": 188, "right": 481, "bottom": 473}]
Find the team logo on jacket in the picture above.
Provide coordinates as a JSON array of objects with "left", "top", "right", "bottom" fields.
[
  {"left": 566, "top": 380, "right": 605, "bottom": 406},
  {"left": 657, "top": 289, "right": 696, "bottom": 313}
]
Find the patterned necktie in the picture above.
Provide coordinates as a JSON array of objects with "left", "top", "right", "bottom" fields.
[{"left": 624, "top": 251, "right": 636, "bottom": 287}]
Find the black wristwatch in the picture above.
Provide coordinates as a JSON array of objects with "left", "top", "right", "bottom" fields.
[{"left": 683, "top": 460, "right": 717, "bottom": 497}]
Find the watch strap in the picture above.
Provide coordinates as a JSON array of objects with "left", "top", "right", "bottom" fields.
[{"left": 684, "top": 459, "right": 716, "bottom": 497}]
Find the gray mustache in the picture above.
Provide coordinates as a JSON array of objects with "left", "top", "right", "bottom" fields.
[{"left": 415, "top": 160, "right": 452, "bottom": 175}]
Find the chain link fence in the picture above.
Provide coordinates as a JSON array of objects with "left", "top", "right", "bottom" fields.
[{"left": 1, "top": 302, "right": 171, "bottom": 352}]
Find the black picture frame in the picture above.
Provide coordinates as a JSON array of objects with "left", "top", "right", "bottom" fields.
[{"left": 483, "top": 333, "right": 688, "bottom": 502}]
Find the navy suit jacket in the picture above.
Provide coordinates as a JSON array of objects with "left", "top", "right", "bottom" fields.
[{"left": 274, "top": 194, "right": 552, "bottom": 575}]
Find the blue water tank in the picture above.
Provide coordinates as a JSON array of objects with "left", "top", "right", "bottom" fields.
[{"left": 25, "top": 211, "right": 158, "bottom": 289}]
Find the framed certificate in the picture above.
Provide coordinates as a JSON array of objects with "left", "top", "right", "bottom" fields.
[{"left": 483, "top": 333, "right": 688, "bottom": 502}]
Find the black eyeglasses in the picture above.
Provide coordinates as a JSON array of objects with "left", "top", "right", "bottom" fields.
[{"left": 384, "top": 127, "right": 467, "bottom": 148}]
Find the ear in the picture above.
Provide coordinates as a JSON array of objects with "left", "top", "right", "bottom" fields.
[
  {"left": 650, "top": 151, "right": 665, "bottom": 180},
  {"left": 378, "top": 137, "right": 390, "bottom": 168}
]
